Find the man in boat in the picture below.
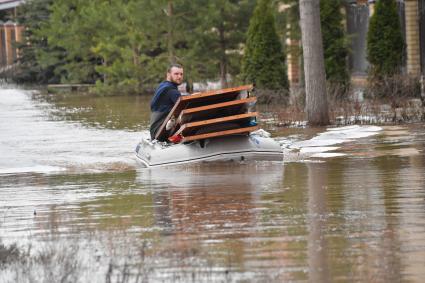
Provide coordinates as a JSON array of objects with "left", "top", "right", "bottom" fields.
[{"left": 150, "top": 63, "right": 184, "bottom": 141}]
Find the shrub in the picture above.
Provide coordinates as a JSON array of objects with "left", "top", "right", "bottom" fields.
[
  {"left": 0, "top": 242, "right": 21, "bottom": 267},
  {"left": 320, "top": 0, "right": 349, "bottom": 88},
  {"left": 365, "top": 74, "right": 421, "bottom": 101},
  {"left": 242, "top": 0, "right": 289, "bottom": 91},
  {"left": 367, "top": 0, "right": 404, "bottom": 77}
]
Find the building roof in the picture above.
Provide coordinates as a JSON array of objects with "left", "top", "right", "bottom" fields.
[{"left": 0, "top": 0, "right": 25, "bottom": 11}]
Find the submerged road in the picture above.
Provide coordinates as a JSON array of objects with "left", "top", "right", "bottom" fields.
[{"left": 1, "top": 88, "right": 425, "bottom": 282}]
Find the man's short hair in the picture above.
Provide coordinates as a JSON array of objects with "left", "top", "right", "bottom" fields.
[{"left": 167, "top": 63, "right": 183, "bottom": 73}]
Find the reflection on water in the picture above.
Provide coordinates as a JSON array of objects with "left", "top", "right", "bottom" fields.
[
  {"left": 32, "top": 91, "right": 152, "bottom": 131},
  {"left": 307, "top": 163, "right": 329, "bottom": 283},
  {"left": 0, "top": 89, "right": 141, "bottom": 174},
  {"left": 1, "top": 88, "right": 425, "bottom": 282}
]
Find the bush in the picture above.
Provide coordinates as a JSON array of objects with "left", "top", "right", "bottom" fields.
[
  {"left": 320, "top": 0, "right": 349, "bottom": 87},
  {"left": 241, "top": 0, "right": 289, "bottom": 91},
  {"left": 0, "top": 242, "right": 21, "bottom": 267},
  {"left": 367, "top": 0, "right": 404, "bottom": 77},
  {"left": 254, "top": 88, "right": 290, "bottom": 105},
  {"left": 365, "top": 74, "right": 421, "bottom": 102}
]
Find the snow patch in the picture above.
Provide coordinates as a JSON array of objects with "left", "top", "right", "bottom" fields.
[
  {"left": 282, "top": 125, "right": 382, "bottom": 160},
  {"left": 0, "top": 165, "right": 66, "bottom": 175}
]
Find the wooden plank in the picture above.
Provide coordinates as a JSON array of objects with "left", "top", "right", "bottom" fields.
[
  {"left": 174, "top": 112, "right": 258, "bottom": 137},
  {"left": 180, "top": 97, "right": 256, "bottom": 115},
  {"left": 181, "top": 126, "right": 259, "bottom": 143},
  {"left": 180, "top": 84, "right": 253, "bottom": 102},
  {"left": 154, "top": 84, "right": 253, "bottom": 140},
  {"left": 176, "top": 97, "right": 257, "bottom": 124}
]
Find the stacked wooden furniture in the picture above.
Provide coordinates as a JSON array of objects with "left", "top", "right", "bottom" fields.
[{"left": 155, "top": 85, "right": 259, "bottom": 143}]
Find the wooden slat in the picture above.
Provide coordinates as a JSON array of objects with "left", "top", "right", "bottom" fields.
[
  {"left": 177, "top": 97, "right": 257, "bottom": 124},
  {"left": 179, "top": 84, "right": 253, "bottom": 102},
  {"left": 154, "top": 84, "right": 253, "bottom": 140},
  {"left": 174, "top": 112, "right": 258, "bottom": 136},
  {"left": 181, "top": 126, "right": 259, "bottom": 142},
  {"left": 181, "top": 97, "right": 256, "bottom": 115}
]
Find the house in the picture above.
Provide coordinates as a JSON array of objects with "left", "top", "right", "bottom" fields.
[
  {"left": 0, "top": 0, "right": 25, "bottom": 68},
  {"left": 283, "top": 0, "right": 424, "bottom": 89}
]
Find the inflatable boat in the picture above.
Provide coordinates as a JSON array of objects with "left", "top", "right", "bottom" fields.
[{"left": 135, "top": 130, "right": 283, "bottom": 167}]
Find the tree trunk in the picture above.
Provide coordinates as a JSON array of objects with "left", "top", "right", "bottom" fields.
[
  {"left": 218, "top": 7, "right": 227, "bottom": 88},
  {"left": 299, "top": 0, "right": 329, "bottom": 125},
  {"left": 167, "top": 0, "right": 175, "bottom": 63},
  {"left": 218, "top": 21, "right": 228, "bottom": 88},
  {"left": 219, "top": 29, "right": 228, "bottom": 88}
]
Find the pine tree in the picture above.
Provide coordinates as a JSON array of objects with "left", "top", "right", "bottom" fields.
[
  {"left": 367, "top": 0, "right": 403, "bottom": 77},
  {"left": 181, "top": 0, "right": 255, "bottom": 88},
  {"left": 15, "top": 0, "right": 59, "bottom": 83},
  {"left": 14, "top": 0, "right": 258, "bottom": 93},
  {"left": 19, "top": 0, "right": 170, "bottom": 93},
  {"left": 38, "top": 0, "right": 101, "bottom": 84},
  {"left": 320, "top": 0, "right": 349, "bottom": 86},
  {"left": 242, "top": 0, "right": 288, "bottom": 90},
  {"left": 88, "top": 0, "right": 167, "bottom": 93}
]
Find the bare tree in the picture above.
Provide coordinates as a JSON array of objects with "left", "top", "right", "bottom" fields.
[{"left": 299, "top": 0, "right": 329, "bottom": 125}]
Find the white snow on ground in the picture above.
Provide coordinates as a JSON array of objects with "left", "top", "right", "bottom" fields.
[
  {"left": 281, "top": 125, "right": 382, "bottom": 160},
  {"left": 0, "top": 165, "right": 66, "bottom": 175},
  {"left": 290, "top": 125, "right": 381, "bottom": 149}
]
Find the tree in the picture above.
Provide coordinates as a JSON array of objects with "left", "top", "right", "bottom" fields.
[
  {"left": 15, "top": 0, "right": 58, "bottom": 83},
  {"left": 299, "top": 0, "right": 329, "bottom": 125},
  {"left": 14, "top": 0, "right": 256, "bottom": 93},
  {"left": 32, "top": 0, "right": 170, "bottom": 93},
  {"left": 182, "top": 0, "right": 255, "bottom": 87},
  {"left": 87, "top": 0, "right": 167, "bottom": 93},
  {"left": 367, "top": 0, "right": 403, "bottom": 77},
  {"left": 320, "top": 0, "right": 349, "bottom": 87},
  {"left": 37, "top": 0, "right": 100, "bottom": 84},
  {"left": 242, "top": 0, "right": 288, "bottom": 91}
]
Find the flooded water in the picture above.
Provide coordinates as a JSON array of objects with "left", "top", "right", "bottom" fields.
[{"left": 1, "top": 88, "right": 425, "bottom": 282}]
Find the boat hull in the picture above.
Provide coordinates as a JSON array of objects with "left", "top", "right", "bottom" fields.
[{"left": 135, "top": 133, "right": 283, "bottom": 167}]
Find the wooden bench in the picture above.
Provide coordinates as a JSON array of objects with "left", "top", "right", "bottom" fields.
[
  {"left": 154, "top": 84, "right": 259, "bottom": 143},
  {"left": 155, "top": 85, "right": 253, "bottom": 141}
]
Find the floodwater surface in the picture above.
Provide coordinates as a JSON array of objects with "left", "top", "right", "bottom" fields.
[{"left": 1, "top": 88, "right": 424, "bottom": 282}]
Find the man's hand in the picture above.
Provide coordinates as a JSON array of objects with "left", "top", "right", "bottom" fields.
[{"left": 166, "top": 117, "right": 176, "bottom": 130}]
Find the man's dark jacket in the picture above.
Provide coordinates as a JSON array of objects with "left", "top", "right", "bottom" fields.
[{"left": 150, "top": 81, "right": 181, "bottom": 140}]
